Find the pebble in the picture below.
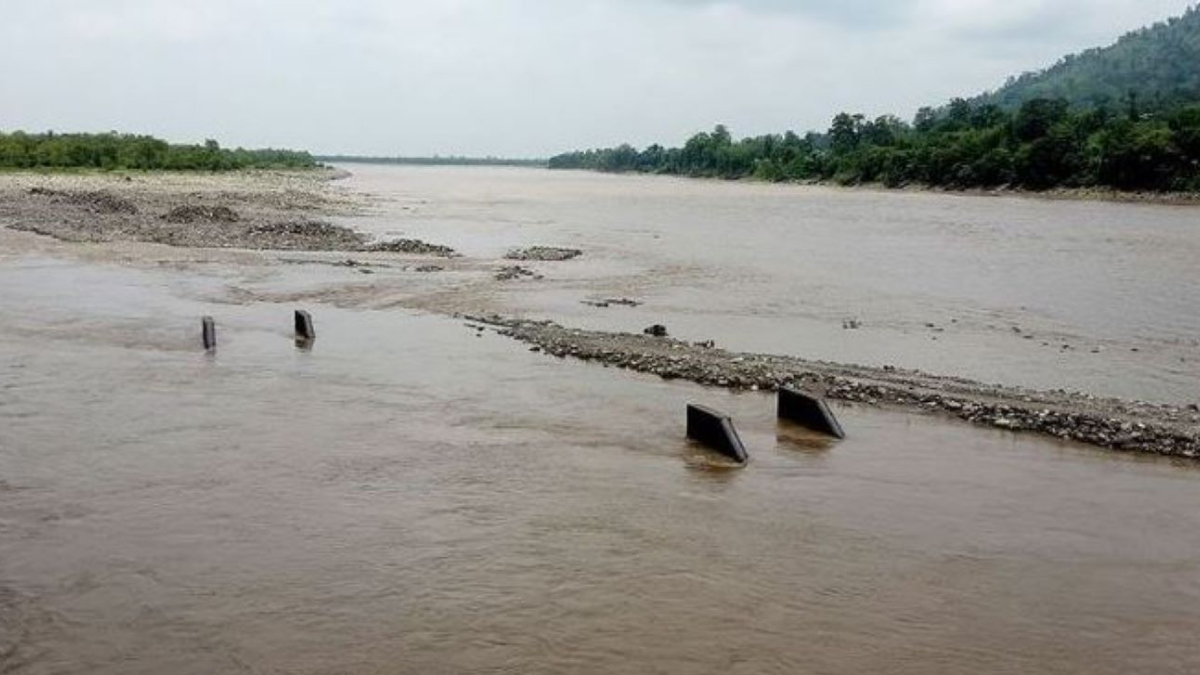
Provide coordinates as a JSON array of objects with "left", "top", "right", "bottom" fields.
[
  {"left": 505, "top": 246, "right": 583, "bottom": 262},
  {"left": 468, "top": 314, "right": 1200, "bottom": 461},
  {"left": 495, "top": 265, "right": 543, "bottom": 281},
  {"left": 368, "top": 238, "right": 459, "bottom": 257}
]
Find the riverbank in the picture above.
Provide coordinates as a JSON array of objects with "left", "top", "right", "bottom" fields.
[
  {"left": 889, "top": 182, "right": 1200, "bottom": 206},
  {"left": 0, "top": 169, "right": 370, "bottom": 250},
  {"left": 552, "top": 169, "right": 1200, "bottom": 206}
]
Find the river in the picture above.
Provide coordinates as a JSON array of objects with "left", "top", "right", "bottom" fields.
[
  {"left": 341, "top": 165, "right": 1200, "bottom": 404},
  {"left": 1, "top": 167, "right": 1198, "bottom": 674}
]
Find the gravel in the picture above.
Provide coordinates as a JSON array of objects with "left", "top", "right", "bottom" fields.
[
  {"left": 504, "top": 246, "right": 583, "bottom": 261},
  {"left": 468, "top": 315, "right": 1200, "bottom": 460},
  {"left": 29, "top": 187, "right": 139, "bottom": 215},
  {"left": 3, "top": 172, "right": 461, "bottom": 257},
  {"left": 367, "top": 238, "right": 459, "bottom": 257},
  {"left": 246, "top": 220, "right": 368, "bottom": 250},
  {"left": 582, "top": 298, "right": 643, "bottom": 308},
  {"left": 495, "top": 265, "right": 543, "bottom": 281},
  {"left": 2, "top": 170, "right": 369, "bottom": 251},
  {"left": 162, "top": 204, "right": 240, "bottom": 223}
]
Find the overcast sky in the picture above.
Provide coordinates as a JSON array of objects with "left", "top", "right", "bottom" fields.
[{"left": 1, "top": 0, "right": 1195, "bottom": 156}]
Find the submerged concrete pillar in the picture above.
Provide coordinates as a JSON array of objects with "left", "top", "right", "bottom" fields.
[
  {"left": 686, "top": 404, "right": 749, "bottom": 463},
  {"left": 295, "top": 310, "right": 316, "bottom": 340},
  {"left": 778, "top": 387, "right": 845, "bottom": 439},
  {"left": 202, "top": 316, "right": 216, "bottom": 351}
]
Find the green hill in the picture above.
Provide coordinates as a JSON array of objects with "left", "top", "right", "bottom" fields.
[
  {"left": 550, "top": 6, "right": 1200, "bottom": 193},
  {"left": 976, "top": 5, "right": 1200, "bottom": 111}
]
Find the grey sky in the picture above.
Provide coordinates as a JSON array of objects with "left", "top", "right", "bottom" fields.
[{"left": 1, "top": 0, "right": 1194, "bottom": 156}]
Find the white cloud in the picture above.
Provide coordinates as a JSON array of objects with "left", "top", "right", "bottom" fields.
[{"left": 0, "top": 0, "right": 1194, "bottom": 155}]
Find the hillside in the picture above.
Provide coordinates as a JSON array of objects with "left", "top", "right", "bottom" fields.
[
  {"left": 976, "top": 5, "right": 1200, "bottom": 110},
  {"left": 549, "top": 7, "right": 1200, "bottom": 194}
]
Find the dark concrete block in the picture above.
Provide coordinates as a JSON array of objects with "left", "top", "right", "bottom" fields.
[
  {"left": 202, "top": 316, "right": 216, "bottom": 351},
  {"left": 778, "top": 387, "right": 845, "bottom": 439},
  {"left": 686, "top": 404, "right": 749, "bottom": 463},
  {"left": 295, "top": 310, "right": 316, "bottom": 340}
]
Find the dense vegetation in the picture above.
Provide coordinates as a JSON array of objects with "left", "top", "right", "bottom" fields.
[
  {"left": 318, "top": 155, "right": 546, "bottom": 168},
  {"left": 548, "top": 101, "right": 1200, "bottom": 192},
  {"left": 0, "top": 132, "right": 317, "bottom": 171},
  {"left": 976, "top": 6, "right": 1200, "bottom": 111},
  {"left": 550, "top": 6, "right": 1200, "bottom": 193}
]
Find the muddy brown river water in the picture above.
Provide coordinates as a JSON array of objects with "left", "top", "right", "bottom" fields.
[
  {"left": 342, "top": 165, "right": 1200, "bottom": 403},
  {"left": 2, "top": 168, "right": 1200, "bottom": 673}
]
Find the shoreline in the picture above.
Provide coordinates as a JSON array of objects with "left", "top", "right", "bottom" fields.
[
  {"left": 870, "top": 182, "right": 1200, "bottom": 207},
  {"left": 548, "top": 168, "right": 1200, "bottom": 206},
  {"left": 0, "top": 168, "right": 371, "bottom": 251},
  {"left": 469, "top": 315, "right": 1200, "bottom": 460}
]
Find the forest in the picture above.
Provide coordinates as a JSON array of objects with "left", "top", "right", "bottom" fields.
[
  {"left": 0, "top": 132, "right": 317, "bottom": 171},
  {"left": 549, "top": 6, "right": 1200, "bottom": 193},
  {"left": 547, "top": 101, "right": 1200, "bottom": 192}
]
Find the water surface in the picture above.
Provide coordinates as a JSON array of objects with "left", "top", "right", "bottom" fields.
[
  {"left": 341, "top": 165, "right": 1200, "bottom": 403},
  {"left": 2, "top": 258, "right": 1198, "bottom": 674}
]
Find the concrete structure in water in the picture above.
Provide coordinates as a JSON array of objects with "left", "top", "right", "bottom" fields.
[
  {"left": 295, "top": 310, "right": 316, "bottom": 340},
  {"left": 778, "top": 387, "right": 845, "bottom": 439},
  {"left": 201, "top": 316, "right": 216, "bottom": 351},
  {"left": 686, "top": 404, "right": 749, "bottom": 463}
]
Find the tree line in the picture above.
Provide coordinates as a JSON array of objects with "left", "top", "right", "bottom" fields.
[
  {"left": 0, "top": 132, "right": 318, "bottom": 171},
  {"left": 547, "top": 98, "right": 1200, "bottom": 193}
]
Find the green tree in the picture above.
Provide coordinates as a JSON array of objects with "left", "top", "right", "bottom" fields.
[{"left": 829, "top": 113, "right": 864, "bottom": 154}]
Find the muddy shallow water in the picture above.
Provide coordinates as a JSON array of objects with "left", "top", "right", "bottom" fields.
[
  {"left": 340, "top": 165, "right": 1200, "bottom": 404},
  {"left": 2, "top": 256, "right": 1200, "bottom": 674}
]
